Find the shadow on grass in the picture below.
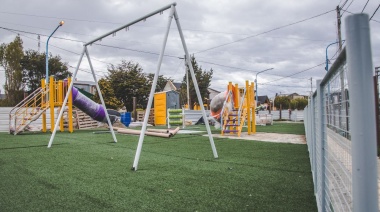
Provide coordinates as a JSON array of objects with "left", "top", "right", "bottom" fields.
[
  {"left": 138, "top": 146, "right": 309, "bottom": 174},
  {"left": 0, "top": 143, "right": 70, "bottom": 151}
]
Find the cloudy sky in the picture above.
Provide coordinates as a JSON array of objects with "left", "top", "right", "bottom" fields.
[{"left": 0, "top": 0, "right": 379, "bottom": 100}]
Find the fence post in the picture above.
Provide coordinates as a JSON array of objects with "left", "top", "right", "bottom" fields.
[
  {"left": 316, "top": 79, "right": 326, "bottom": 211},
  {"left": 310, "top": 95, "right": 317, "bottom": 193},
  {"left": 373, "top": 73, "right": 380, "bottom": 156},
  {"left": 346, "top": 14, "right": 378, "bottom": 212}
]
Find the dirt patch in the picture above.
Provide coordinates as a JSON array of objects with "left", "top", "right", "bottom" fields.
[{"left": 210, "top": 132, "right": 306, "bottom": 145}]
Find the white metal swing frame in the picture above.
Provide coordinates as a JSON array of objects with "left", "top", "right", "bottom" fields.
[{"left": 47, "top": 2, "right": 218, "bottom": 171}]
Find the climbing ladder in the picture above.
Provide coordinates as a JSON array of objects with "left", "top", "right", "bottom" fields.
[
  {"left": 221, "top": 87, "right": 247, "bottom": 137},
  {"left": 167, "top": 108, "right": 184, "bottom": 129},
  {"left": 220, "top": 81, "right": 256, "bottom": 137},
  {"left": 9, "top": 87, "right": 50, "bottom": 135}
]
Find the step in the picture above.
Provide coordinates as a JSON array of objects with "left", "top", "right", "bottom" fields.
[
  {"left": 225, "top": 124, "right": 238, "bottom": 127},
  {"left": 223, "top": 130, "right": 238, "bottom": 133}
]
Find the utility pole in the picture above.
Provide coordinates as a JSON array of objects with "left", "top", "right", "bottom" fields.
[
  {"left": 336, "top": 5, "right": 343, "bottom": 51},
  {"left": 37, "top": 35, "right": 40, "bottom": 52},
  {"left": 337, "top": 5, "right": 347, "bottom": 136},
  {"left": 309, "top": 77, "right": 313, "bottom": 95}
]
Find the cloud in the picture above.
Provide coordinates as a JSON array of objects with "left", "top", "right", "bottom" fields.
[{"left": 0, "top": 0, "right": 379, "bottom": 100}]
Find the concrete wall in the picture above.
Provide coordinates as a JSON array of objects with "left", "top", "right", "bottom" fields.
[
  {"left": 258, "top": 110, "right": 304, "bottom": 121},
  {"left": 0, "top": 107, "right": 11, "bottom": 132}
]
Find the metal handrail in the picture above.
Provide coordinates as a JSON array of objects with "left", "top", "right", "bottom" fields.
[
  {"left": 220, "top": 90, "right": 233, "bottom": 127},
  {"left": 9, "top": 88, "right": 49, "bottom": 134},
  {"left": 237, "top": 88, "right": 247, "bottom": 124}
]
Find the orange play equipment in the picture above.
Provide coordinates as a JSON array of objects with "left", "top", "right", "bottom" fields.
[
  {"left": 9, "top": 76, "right": 74, "bottom": 135},
  {"left": 218, "top": 81, "right": 256, "bottom": 137}
]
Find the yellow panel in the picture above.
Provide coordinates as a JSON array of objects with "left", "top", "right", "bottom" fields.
[{"left": 154, "top": 92, "right": 167, "bottom": 125}]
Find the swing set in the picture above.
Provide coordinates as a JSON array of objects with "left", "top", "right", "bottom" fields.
[{"left": 47, "top": 2, "right": 218, "bottom": 171}]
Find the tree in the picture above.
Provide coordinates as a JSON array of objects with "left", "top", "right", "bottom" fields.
[
  {"left": 94, "top": 78, "right": 123, "bottom": 109},
  {"left": 106, "top": 60, "right": 150, "bottom": 111},
  {"left": 290, "top": 98, "right": 308, "bottom": 110},
  {"left": 179, "top": 56, "right": 213, "bottom": 107},
  {"left": 146, "top": 73, "right": 171, "bottom": 92},
  {"left": 0, "top": 36, "right": 24, "bottom": 106},
  {"left": 274, "top": 96, "right": 291, "bottom": 110},
  {"left": 21, "top": 50, "right": 71, "bottom": 93}
]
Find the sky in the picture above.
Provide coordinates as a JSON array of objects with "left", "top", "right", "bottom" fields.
[{"left": 0, "top": 0, "right": 379, "bottom": 100}]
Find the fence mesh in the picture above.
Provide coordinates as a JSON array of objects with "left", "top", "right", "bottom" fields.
[
  {"left": 323, "top": 60, "right": 352, "bottom": 211},
  {"left": 306, "top": 54, "right": 355, "bottom": 211},
  {"left": 304, "top": 14, "right": 378, "bottom": 212}
]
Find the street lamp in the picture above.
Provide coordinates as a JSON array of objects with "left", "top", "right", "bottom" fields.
[
  {"left": 255, "top": 68, "right": 273, "bottom": 108},
  {"left": 46, "top": 21, "right": 64, "bottom": 84},
  {"left": 325, "top": 40, "right": 345, "bottom": 72}
]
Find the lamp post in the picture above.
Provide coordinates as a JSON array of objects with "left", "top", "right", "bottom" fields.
[
  {"left": 255, "top": 68, "right": 273, "bottom": 108},
  {"left": 325, "top": 40, "right": 345, "bottom": 72},
  {"left": 46, "top": 21, "right": 64, "bottom": 84}
]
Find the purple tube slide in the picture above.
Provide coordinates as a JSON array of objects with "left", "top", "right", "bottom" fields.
[{"left": 72, "top": 87, "right": 107, "bottom": 123}]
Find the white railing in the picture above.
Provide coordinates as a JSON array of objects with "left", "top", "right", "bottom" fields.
[{"left": 304, "top": 14, "right": 378, "bottom": 212}]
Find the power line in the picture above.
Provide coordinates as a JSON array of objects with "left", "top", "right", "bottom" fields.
[
  {"left": 2, "top": 26, "right": 108, "bottom": 79},
  {"left": 92, "top": 43, "right": 179, "bottom": 59},
  {"left": 197, "top": 60, "right": 305, "bottom": 79},
  {"left": 340, "top": 0, "right": 354, "bottom": 17},
  {"left": 1, "top": 26, "right": 112, "bottom": 69},
  {"left": 370, "top": 4, "right": 380, "bottom": 20},
  {"left": 341, "top": 9, "right": 380, "bottom": 23},
  {"left": 340, "top": 0, "right": 349, "bottom": 9},
  {"left": 193, "top": 9, "right": 335, "bottom": 54},
  {"left": 2, "top": 25, "right": 314, "bottom": 84},
  {"left": 362, "top": 0, "right": 370, "bottom": 13},
  {"left": 259, "top": 47, "right": 341, "bottom": 85},
  {"left": 0, "top": 20, "right": 336, "bottom": 45},
  {"left": 261, "top": 83, "right": 310, "bottom": 88},
  {"left": 0, "top": 11, "right": 127, "bottom": 25},
  {"left": 262, "top": 62, "right": 325, "bottom": 85},
  {"left": 0, "top": 25, "right": 183, "bottom": 60},
  {"left": 0, "top": 10, "right": 325, "bottom": 37}
]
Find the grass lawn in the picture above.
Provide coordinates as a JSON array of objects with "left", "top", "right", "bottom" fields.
[{"left": 0, "top": 122, "right": 316, "bottom": 211}]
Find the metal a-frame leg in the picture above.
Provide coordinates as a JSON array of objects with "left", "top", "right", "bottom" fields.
[
  {"left": 132, "top": 5, "right": 176, "bottom": 171},
  {"left": 132, "top": 6, "right": 218, "bottom": 171},
  {"left": 174, "top": 8, "right": 218, "bottom": 158},
  {"left": 48, "top": 46, "right": 117, "bottom": 148},
  {"left": 84, "top": 47, "right": 117, "bottom": 143},
  {"left": 48, "top": 46, "right": 86, "bottom": 148}
]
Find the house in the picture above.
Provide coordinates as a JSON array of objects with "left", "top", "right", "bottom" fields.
[
  {"left": 287, "top": 93, "right": 308, "bottom": 100},
  {"left": 163, "top": 80, "right": 220, "bottom": 101},
  {"left": 163, "top": 81, "right": 181, "bottom": 92},
  {"left": 0, "top": 90, "right": 5, "bottom": 100},
  {"left": 257, "top": 95, "right": 270, "bottom": 106},
  {"left": 207, "top": 88, "right": 220, "bottom": 101},
  {"left": 73, "top": 80, "right": 97, "bottom": 95}
]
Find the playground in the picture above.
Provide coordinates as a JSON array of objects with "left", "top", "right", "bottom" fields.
[
  {"left": 0, "top": 122, "right": 316, "bottom": 211},
  {"left": 1, "top": 3, "right": 316, "bottom": 211}
]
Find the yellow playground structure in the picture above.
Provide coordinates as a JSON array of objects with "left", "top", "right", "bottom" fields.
[
  {"left": 9, "top": 76, "right": 74, "bottom": 135},
  {"left": 220, "top": 80, "right": 256, "bottom": 137}
]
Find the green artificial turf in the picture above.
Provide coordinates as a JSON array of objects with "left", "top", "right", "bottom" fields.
[
  {"left": 0, "top": 123, "right": 315, "bottom": 211},
  {"left": 255, "top": 122, "right": 306, "bottom": 135}
]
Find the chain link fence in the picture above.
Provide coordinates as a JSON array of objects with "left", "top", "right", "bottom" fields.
[{"left": 304, "top": 14, "right": 378, "bottom": 212}]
